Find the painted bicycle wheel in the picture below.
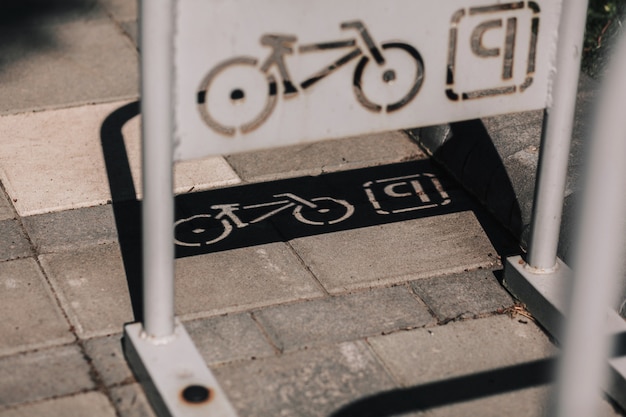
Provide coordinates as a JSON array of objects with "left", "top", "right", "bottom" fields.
[
  {"left": 293, "top": 197, "right": 355, "bottom": 225},
  {"left": 353, "top": 42, "right": 424, "bottom": 113},
  {"left": 174, "top": 214, "right": 232, "bottom": 247},
  {"left": 196, "top": 57, "right": 278, "bottom": 136}
]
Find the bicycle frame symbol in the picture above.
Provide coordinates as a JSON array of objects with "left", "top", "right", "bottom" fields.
[
  {"left": 175, "top": 193, "right": 355, "bottom": 247},
  {"left": 196, "top": 20, "right": 425, "bottom": 136}
]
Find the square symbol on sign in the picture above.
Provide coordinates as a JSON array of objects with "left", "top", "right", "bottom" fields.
[
  {"left": 363, "top": 174, "right": 451, "bottom": 215},
  {"left": 446, "top": 1, "right": 540, "bottom": 101}
]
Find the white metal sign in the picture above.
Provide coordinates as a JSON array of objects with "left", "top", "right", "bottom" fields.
[{"left": 174, "top": 0, "right": 560, "bottom": 160}]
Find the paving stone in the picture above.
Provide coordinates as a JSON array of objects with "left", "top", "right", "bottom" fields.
[
  {"left": 83, "top": 333, "right": 134, "bottom": 387},
  {"left": 225, "top": 131, "right": 425, "bottom": 182},
  {"left": 410, "top": 269, "right": 514, "bottom": 322},
  {"left": 0, "top": 258, "right": 73, "bottom": 357},
  {"left": 368, "top": 315, "right": 556, "bottom": 387},
  {"left": 213, "top": 341, "right": 395, "bottom": 417},
  {"left": 0, "top": 190, "right": 14, "bottom": 221},
  {"left": 0, "top": 344, "right": 94, "bottom": 408},
  {"left": 403, "top": 386, "right": 622, "bottom": 417},
  {"left": 0, "top": 391, "right": 116, "bottom": 417},
  {"left": 39, "top": 243, "right": 135, "bottom": 339},
  {"left": 0, "top": 102, "right": 240, "bottom": 216},
  {"left": 175, "top": 243, "right": 324, "bottom": 320},
  {"left": 23, "top": 204, "right": 118, "bottom": 254},
  {"left": 0, "top": 19, "right": 138, "bottom": 114},
  {"left": 0, "top": 220, "right": 32, "bottom": 261},
  {"left": 254, "top": 286, "right": 434, "bottom": 351},
  {"left": 185, "top": 313, "right": 276, "bottom": 365},
  {"left": 99, "top": 0, "right": 137, "bottom": 22},
  {"left": 109, "top": 384, "right": 157, "bottom": 417},
  {"left": 290, "top": 211, "right": 498, "bottom": 293}
]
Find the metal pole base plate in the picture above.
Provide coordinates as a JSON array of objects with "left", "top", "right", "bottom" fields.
[
  {"left": 123, "top": 319, "right": 238, "bottom": 417},
  {"left": 504, "top": 255, "right": 626, "bottom": 410}
]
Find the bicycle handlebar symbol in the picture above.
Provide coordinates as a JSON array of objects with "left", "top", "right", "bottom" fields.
[
  {"left": 196, "top": 20, "right": 425, "bottom": 136},
  {"left": 175, "top": 193, "right": 355, "bottom": 247}
]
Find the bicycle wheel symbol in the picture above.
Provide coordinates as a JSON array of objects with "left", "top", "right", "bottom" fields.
[
  {"left": 197, "top": 57, "right": 278, "bottom": 136},
  {"left": 353, "top": 42, "right": 424, "bottom": 113}
]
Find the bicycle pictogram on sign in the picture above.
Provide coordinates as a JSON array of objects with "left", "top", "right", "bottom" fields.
[{"left": 196, "top": 20, "right": 425, "bottom": 136}]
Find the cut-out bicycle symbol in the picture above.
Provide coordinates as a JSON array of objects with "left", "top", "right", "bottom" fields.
[
  {"left": 196, "top": 20, "right": 425, "bottom": 136},
  {"left": 175, "top": 193, "right": 355, "bottom": 247}
]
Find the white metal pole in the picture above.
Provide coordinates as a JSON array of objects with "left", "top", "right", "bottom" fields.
[
  {"left": 140, "top": 0, "right": 176, "bottom": 338},
  {"left": 527, "top": 0, "right": 589, "bottom": 271},
  {"left": 553, "top": 28, "right": 626, "bottom": 417}
]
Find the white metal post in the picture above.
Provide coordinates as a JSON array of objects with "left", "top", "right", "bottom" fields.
[
  {"left": 526, "top": 0, "right": 589, "bottom": 271},
  {"left": 552, "top": 29, "right": 626, "bottom": 417},
  {"left": 123, "top": 1, "right": 239, "bottom": 415},
  {"left": 140, "top": 0, "right": 176, "bottom": 339}
]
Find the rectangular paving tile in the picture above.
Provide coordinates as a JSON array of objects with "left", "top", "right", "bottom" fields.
[
  {"left": 289, "top": 211, "right": 498, "bottom": 293},
  {"left": 41, "top": 241, "right": 323, "bottom": 338},
  {"left": 225, "top": 131, "right": 426, "bottom": 182},
  {"left": 175, "top": 243, "right": 324, "bottom": 320},
  {"left": 109, "top": 384, "right": 157, "bottom": 417},
  {"left": 0, "top": 101, "right": 240, "bottom": 216},
  {"left": 0, "top": 344, "right": 94, "bottom": 408},
  {"left": 0, "top": 258, "right": 73, "bottom": 357},
  {"left": 23, "top": 204, "right": 118, "bottom": 254},
  {"left": 184, "top": 313, "right": 276, "bottom": 365},
  {"left": 410, "top": 268, "right": 515, "bottom": 322},
  {"left": 39, "top": 243, "right": 135, "bottom": 339},
  {"left": 213, "top": 341, "right": 395, "bottom": 417},
  {"left": 0, "top": 391, "right": 116, "bottom": 417},
  {"left": 0, "top": 220, "right": 32, "bottom": 261},
  {"left": 254, "top": 286, "right": 434, "bottom": 351},
  {"left": 83, "top": 333, "right": 134, "bottom": 387},
  {"left": 368, "top": 315, "right": 557, "bottom": 387},
  {"left": 0, "top": 189, "right": 14, "bottom": 221},
  {"left": 0, "top": 18, "right": 138, "bottom": 114}
]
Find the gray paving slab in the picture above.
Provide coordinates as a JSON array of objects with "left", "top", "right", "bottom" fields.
[
  {"left": 289, "top": 211, "right": 498, "bottom": 293},
  {"left": 184, "top": 313, "right": 276, "bottom": 365},
  {"left": 213, "top": 341, "right": 395, "bottom": 417},
  {"left": 410, "top": 268, "right": 515, "bottom": 322},
  {"left": 415, "top": 387, "right": 623, "bottom": 417},
  {"left": 254, "top": 286, "right": 434, "bottom": 351},
  {"left": 225, "top": 131, "right": 425, "bottom": 182},
  {"left": 39, "top": 243, "right": 135, "bottom": 339},
  {"left": 0, "top": 391, "right": 117, "bottom": 417},
  {"left": 83, "top": 333, "right": 134, "bottom": 387},
  {"left": 0, "top": 190, "right": 14, "bottom": 221},
  {"left": 109, "top": 383, "right": 157, "bottom": 417},
  {"left": 0, "top": 258, "right": 73, "bottom": 357},
  {"left": 0, "top": 19, "right": 138, "bottom": 114},
  {"left": 99, "top": 0, "right": 137, "bottom": 22},
  {"left": 368, "top": 315, "right": 556, "bottom": 387},
  {"left": 0, "top": 220, "right": 32, "bottom": 261},
  {"left": 175, "top": 243, "right": 324, "bottom": 320},
  {"left": 0, "top": 344, "right": 94, "bottom": 409},
  {"left": 23, "top": 204, "right": 119, "bottom": 254}
]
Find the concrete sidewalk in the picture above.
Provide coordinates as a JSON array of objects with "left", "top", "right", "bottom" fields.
[{"left": 0, "top": 2, "right": 624, "bottom": 416}]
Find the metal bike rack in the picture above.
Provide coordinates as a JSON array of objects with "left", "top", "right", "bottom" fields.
[
  {"left": 121, "top": 0, "right": 626, "bottom": 415},
  {"left": 503, "top": 0, "right": 626, "bottom": 415}
]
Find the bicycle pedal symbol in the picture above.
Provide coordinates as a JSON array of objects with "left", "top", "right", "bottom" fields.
[
  {"left": 175, "top": 193, "right": 354, "bottom": 247},
  {"left": 196, "top": 20, "right": 425, "bottom": 136}
]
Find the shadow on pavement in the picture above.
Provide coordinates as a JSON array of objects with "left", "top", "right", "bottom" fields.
[
  {"left": 99, "top": 101, "right": 522, "bottom": 323},
  {"left": 0, "top": 0, "right": 98, "bottom": 71}
]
